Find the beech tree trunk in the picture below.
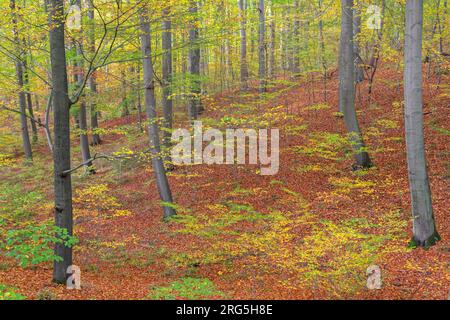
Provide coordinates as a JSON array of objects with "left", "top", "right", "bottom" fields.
[
  {"left": 339, "top": 0, "right": 372, "bottom": 169},
  {"left": 139, "top": 6, "right": 176, "bottom": 220},
  {"left": 404, "top": 0, "right": 440, "bottom": 247},
  {"left": 88, "top": 0, "right": 101, "bottom": 145},
  {"left": 23, "top": 58, "right": 38, "bottom": 143},
  {"left": 318, "top": 0, "right": 328, "bottom": 101},
  {"left": 292, "top": 0, "right": 301, "bottom": 74},
  {"left": 74, "top": 0, "right": 93, "bottom": 174},
  {"left": 189, "top": 1, "right": 202, "bottom": 120},
  {"left": 239, "top": 0, "right": 249, "bottom": 90},
  {"left": 258, "top": 0, "right": 266, "bottom": 93},
  {"left": 49, "top": 0, "right": 73, "bottom": 283},
  {"left": 269, "top": 0, "right": 276, "bottom": 78},
  {"left": 353, "top": 5, "right": 364, "bottom": 83},
  {"left": 10, "top": 0, "right": 32, "bottom": 161},
  {"left": 162, "top": 8, "right": 173, "bottom": 167}
]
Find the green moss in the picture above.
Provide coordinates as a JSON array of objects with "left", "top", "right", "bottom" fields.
[{"left": 409, "top": 231, "right": 441, "bottom": 250}]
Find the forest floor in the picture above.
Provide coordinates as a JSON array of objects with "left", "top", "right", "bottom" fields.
[{"left": 0, "top": 65, "right": 449, "bottom": 300}]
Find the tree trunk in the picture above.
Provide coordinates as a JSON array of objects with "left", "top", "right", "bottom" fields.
[
  {"left": 318, "top": 0, "right": 328, "bottom": 101},
  {"left": 353, "top": 5, "right": 364, "bottom": 83},
  {"left": 120, "top": 69, "right": 130, "bottom": 117},
  {"left": 139, "top": 6, "right": 176, "bottom": 220},
  {"left": 10, "top": 0, "right": 32, "bottom": 161},
  {"left": 88, "top": 0, "right": 101, "bottom": 145},
  {"left": 162, "top": 8, "right": 174, "bottom": 168},
  {"left": 137, "top": 65, "right": 143, "bottom": 133},
  {"left": 189, "top": 1, "right": 202, "bottom": 120},
  {"left": 74, "top": 0, "right": 94, "bottom": 174},
  {"left": 404, "top": 0, "right": 440, "bottom": 248},
  {"left": 339, "top": 0, "right": 372, "bottom": 169},
  {"left": 268, "top": 0, "right": 276, "bottom": 78},
  {"left": 292, "top": 0, "right": 301, "bottom": 74},
  {"left": 258, "top": 0, "right": 266, "bottom": 93},
  {"left": 239, "top": 0, "right": 249, "bottom": 90},
  {"left": 49, "top": 0, "right": 73, "bottom": 283},
  {"left": 23, "top": 58, "right": 38, "bottom": 143}
]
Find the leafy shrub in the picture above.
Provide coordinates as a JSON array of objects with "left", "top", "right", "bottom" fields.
[
  {"left": 0, "top": 222, "right": 78, "bottom": 267},
  {"left": 0, "top": 284, "right": 26, "bottom": 300}
]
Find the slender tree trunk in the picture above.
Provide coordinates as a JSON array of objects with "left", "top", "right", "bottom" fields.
[
  {"left": 269, "top": 0, "right": 276, "bottom": 78},
  {"left": 318, "top": 0, "right": 328, "bottom": 101},
  {"left": 35, "top": 94, "right": 40, "bottom": 111},
  {"left": 162, "top": 8, "right": 174, "bottom": 168},
  {"left": 120, "top": 69, "right": 130, "bottom": 117},
  {"left": 404, "top": 0, "right": 440, "bottom": 248},
  {"left": 10, "top": 0, "right": 32, "bottom": 161},
  {"left": 258, "top": 0, "right": 267, "bottom": 93},
  {"left": 239, "top": 0, "right": 249, "bottom": 90},
  {"left": 137, "top": 65, "right": 143, "bottom": 133},
  {"left": 49, "top": 0, "right": 73, "bottom": 283},
  {"left": 339, "top": 0, "right": 372, "bottom": 169},
  {"left": 367, "top": 0, "right": 386, "bottom": 104},
  {"left": 23, "top": 58, "right": 38, "bottom": 143},
  {"left": 292, "top": 0, "right": 301, "bottom": 74},
  {"left": 74, "top": 0, "right": 93, "bottom": 174},
  {"left": 88, "top": 0, "right": 100, "bottom": 145},
  {"left": 189, "top": 1, "right": 202, "bottom": 120},
  {"left": 88, "top": 75, "right": 101, "bottom": 145},
  {"left": 139, "top": 6, "right": 176, "bottom": 220},
  {"left": 353, "top": 4, "right": 364, "bottom": 83}
]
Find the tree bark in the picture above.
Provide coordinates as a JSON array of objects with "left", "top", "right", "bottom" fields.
[
  {"left": 139, "top": 6, "right": 176, "bottom": 220},
  {"left": 339, "top": 0, "right": 372, "bottom": 169},
  {"left": 268, "top": 0, "right": 276, "bottom": 78},
  {"left": 162, "top": 8, "right": 174, "bottom": 167},
  {"left": 404, "top": 0, "right": 440, "bottom": 247},
  {"left": 258, "top": 0, "right": 266, "bottom": 93},
  {"left": 239, "top": 0, "right": 249, "bottom": 90},
  {"left": 23, "top": 58, "right": 38, "bottom": 143},
  {"left": 318, "top": 0, "right": 328, "bottom": 101},
  {"left": 292, "top": 0, "right": 301, "bottom": 74},
  {"left": 49, "top": 0, "right": 73, "bottom": 283},
  {"left": 88, "top": 0, "right": 101, "bottom": 145},
  {"left": 74, "top": 0, "right": 94, "bottom": 174},
  {"left": 353, "top": 4, "right": 364, "bottom": 83},
  {"left": 10, "top": 0, "right": 33, "bottom": 161},
  {"left": 189, "top": 1, "right": 202, "bottom": 120}
]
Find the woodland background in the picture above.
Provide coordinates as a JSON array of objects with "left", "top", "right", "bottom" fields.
[{"left": 0, "top": 0, "right": 448, "bottom": 300}]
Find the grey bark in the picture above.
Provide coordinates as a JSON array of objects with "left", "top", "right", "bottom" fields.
[
  {"left": 292, "top": 0, "right": 300, "bottom": 74},
  {"left": 10, "top": 0, "right": 32, "bottom": 161},
  {"left": 268, "top": 1, "right": 276, "bottom": 78},
  {"left": 162, "top": 8, "right": 173, "bottom": 167},
  {"left": 189, "top": 1, "right": 202, "bottom": 120},
  {"left": 49, "top": 0, "right": 73, "bottom": 283},
  {"left": 339, "top": 0, "right": 372, "bottom": 169},
  {"left": 120, "top": 69, "right": 130, "bottom": 117},
  {"left": 23, "top": 58, "right": 38, "bottom": 143},
  {"left": 74, "top": 0, "right": 93, "bottom": 174},
  {"left": 88, "top": 0, "right": 101, "bottom": 145},
  {"left": 318, "top": 0, "right": 328, "bottom": 101},
  {"left": 137, "top": 65, "right": 143, "bottom": 133},
  {"left": 258, "top": 0, "right": 266, "bottom": 93},
  {"left": 139, "top": 7, "right": 176, "bottom": 220},
  {"left": 353, "top": 5, "right": 364, "bottom": 83},
  {"left": 239, "top": 0, "right": 249, "bottom": 90},
  {"left": 404, "top": 0, "right": 440, "bottom": 247}
]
